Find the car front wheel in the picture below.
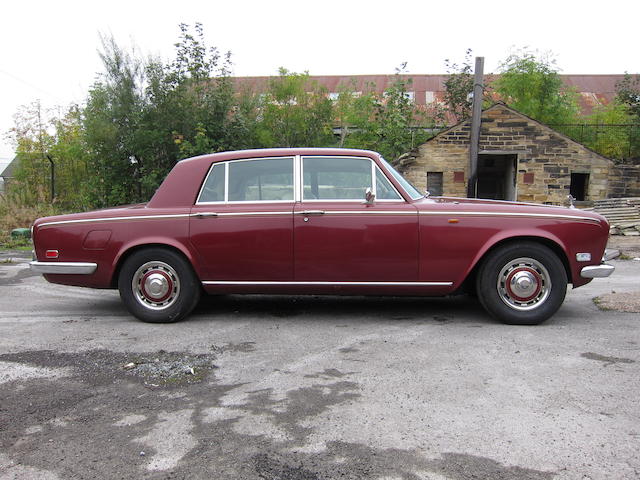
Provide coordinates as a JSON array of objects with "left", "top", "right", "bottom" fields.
[
  {"left": 118, "top": 248, "right": 201, "bottom": 323},
  {"left": 476, "top": 242, "right": 567, "bottom": 325}
]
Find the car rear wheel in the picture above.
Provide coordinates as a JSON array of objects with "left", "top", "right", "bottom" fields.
[
  {"left": 476, "top": 242, "right": 567, "bottom": 325},
  {"left": 118, "top": 248, "right": 201, "bottom": 323}
]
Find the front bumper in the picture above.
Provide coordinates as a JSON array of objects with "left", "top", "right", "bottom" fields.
[
  {"left": 30, "top": 261, "right": 97, "bottom": 275},
  {"left": 580, "top": 264, "right": 615, "bottom": 279}
]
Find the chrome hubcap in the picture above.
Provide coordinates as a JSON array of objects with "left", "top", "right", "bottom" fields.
[
  {"left": 132, "top": 261, "right": 180, "bottom": 310},
  {"left": 497, "top": 257, "right": 550, "bottom": 311}
]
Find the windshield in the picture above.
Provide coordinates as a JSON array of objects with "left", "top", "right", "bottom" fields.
[{"left": 379, "top": 157, "right": 422, "bottom": 200}]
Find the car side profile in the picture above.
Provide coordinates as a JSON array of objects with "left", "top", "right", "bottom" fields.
[{"left": 30, "top": 148, "right": 614, "bottom": 324}]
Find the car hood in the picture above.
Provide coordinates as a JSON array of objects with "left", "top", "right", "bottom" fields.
[{"left": 414, "top": 196, "right": 608, "bottom": 224}]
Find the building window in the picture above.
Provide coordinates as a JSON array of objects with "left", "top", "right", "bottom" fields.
[
  {"left": 328, "top": 92, "right": 340, "bottom": 101},
  {"left": 427, "top": 172, "right": 443, "bottom": 196},
  {"left": 570, "top": 173, "right": 589, "bottom": 201}
]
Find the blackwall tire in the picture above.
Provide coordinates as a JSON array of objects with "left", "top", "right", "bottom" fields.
[
  {"left": 476, "top": 242, "right": 567, "bottom": 325},
  {"left": 118, "top": 248, "right": 201, "bottom": 323}
]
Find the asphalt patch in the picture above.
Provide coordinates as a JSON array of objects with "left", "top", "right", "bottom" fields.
[{"left": 581, "top": 352, "right": 636, "bottom": 366}]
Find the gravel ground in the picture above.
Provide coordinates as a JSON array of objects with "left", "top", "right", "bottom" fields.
[{"left": 594, "top": 236, "right": 640, "bottom": 312}]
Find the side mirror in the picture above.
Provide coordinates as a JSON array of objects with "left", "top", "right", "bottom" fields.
[{"left": 364, "top": 187, "right": 375, "bottom": 205}]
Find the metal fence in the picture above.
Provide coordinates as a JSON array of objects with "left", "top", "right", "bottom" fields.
[{"left": 550, "top": 124, "right": 640, "bottom": 161}]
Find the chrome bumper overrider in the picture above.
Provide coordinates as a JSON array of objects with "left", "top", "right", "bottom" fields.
[
  {"left": 30, "top": 261, "right": 97, "bottom": 275},
  {"left": 580, "top": 264, "right": 615, "bottom": 279}
]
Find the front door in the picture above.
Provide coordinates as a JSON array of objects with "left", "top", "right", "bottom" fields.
[{"left": 294, "top": 155, "right": 418, "bottom": 282}]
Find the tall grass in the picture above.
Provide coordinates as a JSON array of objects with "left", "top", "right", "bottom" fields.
[{"left": 0, "top": 186, "right": 60, "bottom": 247}]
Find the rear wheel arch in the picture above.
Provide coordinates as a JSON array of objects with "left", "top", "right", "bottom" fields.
[
  {"left": 111, "top": 243, "right": 200, "bottom": 288},
  {"left": 116, "top": 246, "right": 202, "bottom": 323}
]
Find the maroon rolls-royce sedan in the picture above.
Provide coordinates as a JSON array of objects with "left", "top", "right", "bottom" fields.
[{"left": 30, "top": 148, "right": 614, "bottom": 324}]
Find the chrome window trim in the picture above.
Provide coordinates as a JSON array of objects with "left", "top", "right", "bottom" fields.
[
  {"left": 196, "top": 155, "right": 408, "bottom": 206},
  {"left": 202, "top": 280, "right": 452, "bottom": 287},
  {"left": 301, "top": 155, "right": 376, "bottom": 202},
  {"left": 294, "top": 154, "right": 301, "bottom": 202},
  {"left": 195, "top": 156, "right": 295, "bottom": 205},
  {"left": 224, "top": 161, "right": 229, "bottom": 202},
  {"left": 374, "top": 165, "right": 403, "bottom": 201}
]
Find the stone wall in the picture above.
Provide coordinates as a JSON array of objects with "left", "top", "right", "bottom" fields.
[
  {"left": 399, "top": 104, "right": 612, "bottom": 204},
  {"left": 608, "top": 164, "right": 640, "bottom": 198}
]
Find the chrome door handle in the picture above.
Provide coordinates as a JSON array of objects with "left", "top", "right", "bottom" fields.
[
  {"left": 194, "top": 212, "right": 218, "bottom": 218},
  {"left": 297, "top": 210, "right": 325, "bottom": 215}
]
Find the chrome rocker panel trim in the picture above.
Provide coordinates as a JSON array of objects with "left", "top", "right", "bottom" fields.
[
  {"left": 580, "top": 264, "right": 615, "bottom": 279},
  {"left": 202, "top": 280, "right": 453, "bottom": 286},
  {"left": 30, "top": 261, "right": 98, "bottom": 275}
]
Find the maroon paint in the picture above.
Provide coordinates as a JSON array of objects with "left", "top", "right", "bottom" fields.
[{"left": 31, "top": 148, "right": 610, "bottom": 296}]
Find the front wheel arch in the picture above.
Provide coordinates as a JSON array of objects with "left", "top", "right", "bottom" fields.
[
  {"left": 475, "top": 240, "right": 568, "bottom": 325},
  {"left": 463, "top": 236, "right": 572, "bottom": 291}
]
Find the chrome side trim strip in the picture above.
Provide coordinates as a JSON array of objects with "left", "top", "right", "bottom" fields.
[
  {"left": 30, "top": 261, "right": 98, "bottom": 275},
  {"left": 580, "top": 264, "right": 615, "bottom": 279},
  {"left": 38, "top": 210, "right": 419, "bottom": 227},
  {"left": 418, "top": 211, "right": 600, "bottom": 223},
  {"left": 36, "top": 210, "right": 595, "bottom": 227},
  {"left": 38, "top": 214, "right": 191, "bottom": 227},
  {"left": 212, "top": 211, "right": 291, "bottom": 217},
  {"left": 202, "top": 280, "right": 453, "bottom": 286}
]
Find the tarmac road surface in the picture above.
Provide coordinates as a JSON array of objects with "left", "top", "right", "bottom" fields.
[{"left": 0, "top": 253, "right": 639, "bottom": 479}]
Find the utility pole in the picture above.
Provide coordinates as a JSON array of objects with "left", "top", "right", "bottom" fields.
[
  {"left": 467, "top": 56, "right": 484, "bottom": 198},
  {"left": 46, "top": 154, "right": 55, "bottom": 201}
]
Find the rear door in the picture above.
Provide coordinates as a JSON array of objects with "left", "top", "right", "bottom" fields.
[{"left": 189, "top": 156, "right": 295, "bottom": 282}]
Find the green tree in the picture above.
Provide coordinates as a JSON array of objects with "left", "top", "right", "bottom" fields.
[
  {"left": 616, "top": 73, "right": 640, "bottom": 119},
  {"left": 83, "top": 24, "right": 243, "bottom": 207},
  {"left": 615, "top": 73, "right": 640, "bottom": 160},
  {"left": 7, "top": 102, "right": 89, "bottom": 208},
  {"left": 256, "top": 68, "right": 334, "bottom": 148},
  {"left": 493, "top": 49, "right": 580, "bottom": 125},
  {"left": 443, "top": 49, "right": 475, "bottom": 122},
  {"left": 582, "top": 101, "right": 634, "bottom": 159},
  {"left": 341, "top": 66, "right": 432, "bottom": 163}
]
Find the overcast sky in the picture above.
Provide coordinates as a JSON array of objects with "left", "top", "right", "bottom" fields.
[{"left": 1, "top": 0, "right": 639, "bottom": 161}]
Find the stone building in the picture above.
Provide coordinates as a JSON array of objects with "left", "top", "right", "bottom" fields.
[{"left": 398, "top": 103, "right": 640, "bottom": 204}]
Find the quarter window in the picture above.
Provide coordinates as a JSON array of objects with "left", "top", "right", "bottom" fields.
[
  {"left": 198, "top": 163, "right": 225, "bottom": 203},
  {"left": 376, "top": 167, "right": 402, "bottom": 200}
]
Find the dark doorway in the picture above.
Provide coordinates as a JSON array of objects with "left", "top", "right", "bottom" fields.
[
  {"left": 426, "top": 172, "right": 443, "bottom": 196},
  {"left": 476, "top": 154, "right": 517, "bottom": 200},
  {"left": 570, "top": 173, "right": 589, "bottom": 201}
]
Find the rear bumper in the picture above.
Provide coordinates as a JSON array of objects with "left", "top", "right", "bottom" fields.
[
  {"left": 580, "top": 264, "right": 615, "bottom": 279},
  {"left": 30, "top": 261, "right": 97, "bottom": 275}
]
